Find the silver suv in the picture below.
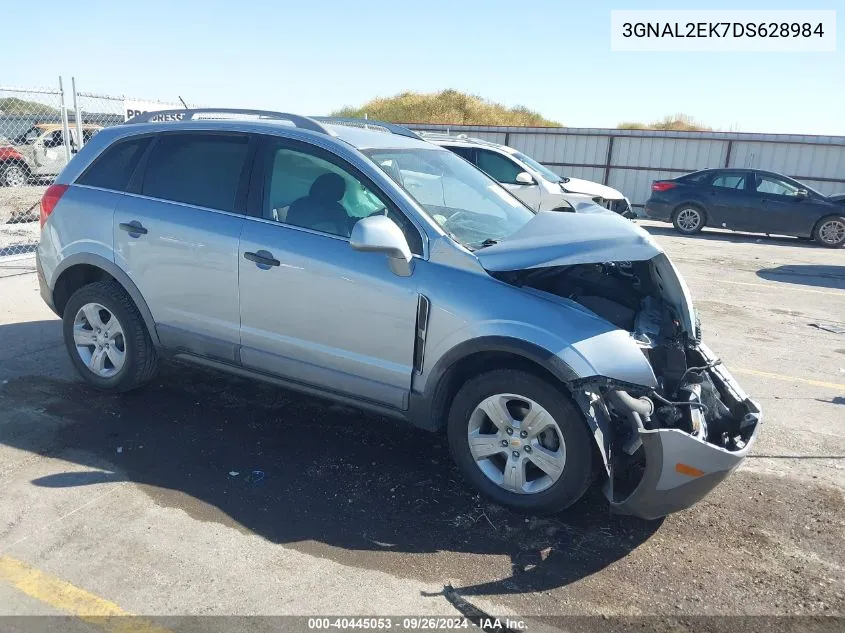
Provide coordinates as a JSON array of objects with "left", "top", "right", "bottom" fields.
[{"left": 36, "top": 110, "right": 760, "bottom": 519}]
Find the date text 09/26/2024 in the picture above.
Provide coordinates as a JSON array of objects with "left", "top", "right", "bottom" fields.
[{"left": 307, "top": 617, "right": 527, "bottom": 630}]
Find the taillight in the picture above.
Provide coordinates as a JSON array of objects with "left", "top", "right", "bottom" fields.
[
  {"left": 651, "top": 181, "right": 677, "bottom": 192},
  {"left": 40, "top": 184, "right": 69, "bottom": 228}
]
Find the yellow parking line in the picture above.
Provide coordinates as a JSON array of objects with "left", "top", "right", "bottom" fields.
[
  {"left": 715, "top": 279, "right": 844, "bottom": 297},
  {"left": 0, "top": 555, "right": 171, "bottom": 633},
  {"left": 734, "top": 367, "right": 845, "bottom": 391}
]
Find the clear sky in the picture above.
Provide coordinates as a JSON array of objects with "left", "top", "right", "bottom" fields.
[{"left": 5, "top": 0, "right": 843, "bottom": 134}]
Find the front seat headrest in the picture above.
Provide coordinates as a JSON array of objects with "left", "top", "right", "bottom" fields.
[{"left": 310, "top": 173, "right": 346, "bottom": 202}]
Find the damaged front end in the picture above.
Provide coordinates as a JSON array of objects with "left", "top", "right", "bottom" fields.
[
  {"left": 479, "top": 214, "right": 761, "bottom": 519},
  {"left": 572, "top": 343, "right": 760, "bottom": 520}
]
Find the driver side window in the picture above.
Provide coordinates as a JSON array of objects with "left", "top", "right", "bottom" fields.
[
  {"left": 262, "top": 143, "right": 423, "bottom": 254},
  {"left": 755, "top": 175, "right": 799, "bottom": 197},
  {"left": 475, "top": 150, "right": 524, "bottom": 185}
]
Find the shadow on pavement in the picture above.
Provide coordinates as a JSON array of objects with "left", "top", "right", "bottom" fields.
[
  {"left": 0, "top": 320, "right": 661, "bottom": 598},
  {"left": 756, "top": 265, "right": 845, "bottom": 291},
  {"left": 641, "top": 224, "right": 817, "bottom": 248}
]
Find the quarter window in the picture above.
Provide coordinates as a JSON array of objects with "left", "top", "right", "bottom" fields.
[
  {"left": 711, "top": 173, "right": 746, "bottom": 190},
  {"left": 475, "top": 150, "right": 524, "bottom": 185},
  {"left": 141, "top": 134, "right": 249, "bottom": 212},
  {"left": 77, "top": 137, "right": 151, "bottom": 191}
]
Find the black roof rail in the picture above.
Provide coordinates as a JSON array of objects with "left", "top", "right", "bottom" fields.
[
  {"left": 312, "top": 116, "right": 423, "bottom": 140},
  {"left": 124, "top": 108, "right": 332, "bottom": 135}
]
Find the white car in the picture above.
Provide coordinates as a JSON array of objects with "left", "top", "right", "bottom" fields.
[{"left": 424, "top": 133, "right": 634, "bottom": 217}]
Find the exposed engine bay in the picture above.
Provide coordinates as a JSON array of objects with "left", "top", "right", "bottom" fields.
[{"left": 493, "top": 259, "right": 761, "bottom": 510}]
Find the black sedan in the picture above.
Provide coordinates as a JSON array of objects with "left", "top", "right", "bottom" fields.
[{"left": 644, "top": 168, "right": 845, "bottom": 248}]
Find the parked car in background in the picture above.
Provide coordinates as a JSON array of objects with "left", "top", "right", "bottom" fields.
[
  {"left": 0, "top": 123, "right": 102, "bottom": 187},
  {"left": 37, "top": 110, "right": 760, "bottom": 519},
  {"left": 645, "top": 168, "right": 845, "bottom": 248},
  {"left": 423, "top": 133, "right": 635, "bottom": 218}
]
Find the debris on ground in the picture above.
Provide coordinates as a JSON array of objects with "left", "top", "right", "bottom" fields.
[{"left": 808, "top": 322, "right": 845, "bottom": 335}]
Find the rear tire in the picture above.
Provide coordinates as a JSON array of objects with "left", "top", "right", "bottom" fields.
[
  {"left": 447, "top": 369, "right": 593, "bottom": 514},
  {"left": 672, "top": 205, "right": 705, "bottom": 234},
  {"left": 813, "top": 215, "right": 845, "bottom": 248},
  {"left": 62, "top": 280, "right": 158, "bottom": 392}
]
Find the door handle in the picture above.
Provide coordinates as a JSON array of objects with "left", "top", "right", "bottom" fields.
[
  {"left": 118, "top": 221, "right": 148, "bottom": 235},
  {"left": 244, "top": 250, "right": 281, "bottom": 268}
]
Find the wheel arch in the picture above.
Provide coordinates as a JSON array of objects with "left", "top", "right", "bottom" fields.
[
  {"left": 51, "top": 254, "right": 160, "bottom": 346},
  {"left": 408, "top": 336, "right": 579, "bottom": 432}
]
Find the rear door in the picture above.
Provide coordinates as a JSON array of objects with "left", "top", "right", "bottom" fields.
[
  {"left": 114, "top": 131, "right": 254, "bottom": 362},
  {"left": 706, "top": 170, "right": 757, "bottom": 230}
]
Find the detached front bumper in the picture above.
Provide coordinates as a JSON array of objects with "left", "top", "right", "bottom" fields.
[{"left": 607, "top": 347, "right": 762, "bottom": 520}]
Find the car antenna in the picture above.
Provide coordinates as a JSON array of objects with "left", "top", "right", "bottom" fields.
[{"left": 178, "top": 96, "right": 189, "bottom": 109}]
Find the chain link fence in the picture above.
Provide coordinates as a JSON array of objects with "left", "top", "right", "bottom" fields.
[
  {"left": 0, "top": 83, "right": 68, "bottom": 260},
  {"left": 0, "top": 79, "right": 177, "bottom": 263}
]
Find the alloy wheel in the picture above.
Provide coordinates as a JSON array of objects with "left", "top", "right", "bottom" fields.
[
  {"left": 72, "top": 303, "right": 126, "bottom": 378},
  {"left": 676, "top": 208, "right": 702, "bottom": 232},
  {"left": 818, "top": 219, "right": 845, "bottom": 245},
  {"left": 467, "top": 393, "right": 567, "bottom": 495}
]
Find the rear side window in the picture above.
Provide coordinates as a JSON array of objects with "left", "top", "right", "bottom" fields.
[
  {"left": 711, "top": 172, "right": 747, "bottom": 190},
  {"left": 77, "top": 137, "right": 151, "bottom": 191},
  {"left": 141, "top": 133, "right": 249, "bottom": 211},
  {"left": 447, "top": 146, "right": 475, "bottom": 162}
]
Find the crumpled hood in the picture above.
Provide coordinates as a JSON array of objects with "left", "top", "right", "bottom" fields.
[
  {"left": 561, "top": 176, "right": 624, "bottom": 201},
  {"left": 476, "top": 211, "right": 662, "bottom": 271},
  {"left": 829, "top": 192, "right": 845, "bottom": 204}
]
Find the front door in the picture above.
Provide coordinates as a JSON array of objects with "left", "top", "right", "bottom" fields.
[
  {"left": 749, "top": 173, "right": 819, "bottom": 236},
  {"left": 238, "top": 139, "right": 420, "bottom": 409},
  {"left": 32, "top": 129, "right": 69, "bottom": 176},
  {"left": 475, "top": 149, "right": 543, "bottom": 210},
  {"left": 114, "top": 131, "right": 252, "bottom": 362}
]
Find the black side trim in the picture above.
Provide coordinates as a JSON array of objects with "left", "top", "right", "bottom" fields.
[
  {"left": 413, "top": 294, "right": 430, "bottom": 374},
  {"left": 174, "top": 353, "right": 407, "bottom": 422}
]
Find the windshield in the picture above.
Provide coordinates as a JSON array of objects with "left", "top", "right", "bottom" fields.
[
  {"left": 365, "top": 147, "right": 535, "bottom": 249},
  {"left": 512, "top": 151, "right": 564, "bottom": 183}
]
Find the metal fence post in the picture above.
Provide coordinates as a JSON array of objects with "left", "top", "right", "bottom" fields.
[
  {"left": 72, "top": 77, "right": 84, "bottom": 153},
  {"left": 602, "top": 135, "right": 615, "bottom": 185},
  {"left": 58, "top": 76, "right": 71, "bottom": 162}
]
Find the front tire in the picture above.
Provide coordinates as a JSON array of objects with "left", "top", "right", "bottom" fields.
[
  {"left": 672, "top": 205, "right": 705, "bottom": 234},
  {"left": 814, "top": 215, "right": 845, "bottom": 248},
  {"left": 62, "top": 280, "right": 158, "bottom": 392},
  {"left": 447, "top": 369, "right": 593, "bottom": 514},
  {"left": 1, "top": 162, "right": 28, "bottom": 188}
]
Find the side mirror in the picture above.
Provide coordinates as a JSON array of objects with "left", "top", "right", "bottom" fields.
[
  {"left": 515, "top": 171, "right": 535, "bottom": 185},
  {"left": 795, "top": 189, "right": 808, "bottom": 199},
  {"left": 350, "top": 215, "right": 413, "bottom": 275}
]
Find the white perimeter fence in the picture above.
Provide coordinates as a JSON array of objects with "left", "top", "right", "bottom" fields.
[{"left": 2, "top": 78, "right": 844, "bottom": 262}]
